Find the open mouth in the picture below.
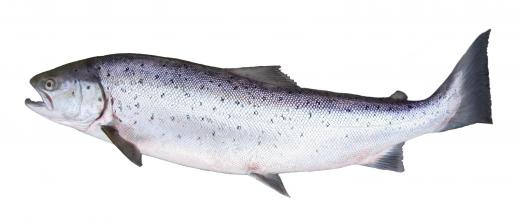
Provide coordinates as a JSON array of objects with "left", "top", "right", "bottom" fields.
[{"left": 25, "top": 90, "right": 53, "bottom": 110}]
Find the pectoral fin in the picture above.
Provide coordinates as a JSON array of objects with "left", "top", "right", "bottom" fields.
[
  {"left": 250, "top": 173, "right": 290, "bottom": 197},
  {"left": 101, "top": 125, "right": 143, "bottom": 167}
]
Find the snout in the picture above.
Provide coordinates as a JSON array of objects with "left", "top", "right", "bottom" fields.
[{"left": 26, "top": 74, "right": 53, "bottom": 112}]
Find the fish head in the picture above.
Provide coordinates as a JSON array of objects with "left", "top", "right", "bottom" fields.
[{"left": 26, "top": 60, "right": 106, "bottom": 130}]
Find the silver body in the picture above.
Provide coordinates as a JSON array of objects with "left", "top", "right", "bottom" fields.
[
  {"left": 83, "top": 55, "right": 460, "bottom": 175},
  {"left": 25, "top": 31, "right": 492, "bottom": 195}
]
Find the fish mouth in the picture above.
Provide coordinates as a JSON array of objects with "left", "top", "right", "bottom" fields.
[{"left": 25, "top": 90, "right": 53, "bottom": 111}]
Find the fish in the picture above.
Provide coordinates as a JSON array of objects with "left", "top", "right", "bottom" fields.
[{"left": 26, "top": 30, "right": 492, "bottom": 197}]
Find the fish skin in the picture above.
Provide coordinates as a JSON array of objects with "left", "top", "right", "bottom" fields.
[
  {"left": 26, "top": 31, "right": 492, "bottom": 194},
  {"left": 90, "top": 54, "right": 438, "bottom": 174}
]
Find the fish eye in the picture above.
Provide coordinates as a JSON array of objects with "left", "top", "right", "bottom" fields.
[{"left": 44, "top": 79, "right": 56, "bottom": 90}]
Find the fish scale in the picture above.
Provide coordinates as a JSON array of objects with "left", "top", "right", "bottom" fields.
[
  {"left": 26, "top": 30, "right": 492, "bottom": 196},
  {"left": 95, "top": 55, "right": 447, "bottom": 174}
]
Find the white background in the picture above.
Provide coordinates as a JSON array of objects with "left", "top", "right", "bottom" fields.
[{"left": 1, "top": 0, "right": 518, "bottom": 220}]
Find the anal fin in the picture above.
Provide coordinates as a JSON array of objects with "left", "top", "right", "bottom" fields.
[
  {"left": 362, "top": 142, "right": 405, "bottom": 172},
  {"left": 250, "top": 173, "right": 290, "bottom": 197}
]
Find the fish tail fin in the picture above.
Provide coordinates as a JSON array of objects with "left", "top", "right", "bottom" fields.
[{"left": 431, "top": 30, "right": 492, "bottom": 132}]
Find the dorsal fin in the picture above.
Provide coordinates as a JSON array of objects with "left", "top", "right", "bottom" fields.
[
  {"left": 389, "top": 90, "right": 408, "bottom": 100},
  {"left": 225, "top": 66, "right": 298, "bottom": 88}
]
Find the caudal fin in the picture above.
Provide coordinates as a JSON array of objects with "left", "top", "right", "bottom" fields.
[{"left": 432, "top": 30, "right": 492, "bottom": 132}]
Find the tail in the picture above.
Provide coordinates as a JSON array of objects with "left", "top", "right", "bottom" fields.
[{"left": 432, "top": 30, "right": 492, "bottom": 132}]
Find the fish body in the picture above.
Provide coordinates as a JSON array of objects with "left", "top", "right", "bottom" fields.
[{"left": 26, "top": 31, "right": 492, "bottom": 196}]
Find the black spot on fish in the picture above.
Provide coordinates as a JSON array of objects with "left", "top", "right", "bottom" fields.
[
  {"left": 125, "top": 67, "right": 129, "bottom": 72},
  {"left": 253, "top": 111, "right": 258, "bottom": 115},
  {"left": 184, "top": 93, "right": 190, "bottom": 97},
  {"left": 270, "top": 119, "right": 274, "bottom": 123},
  {"left": 389, "top": 121, "right": 392, "bottom": 125},
  {"left": 134, "top": 103, "right": 140, "bottom": 108},
  {"left": 212, "top": 107, "right": 217, "bottom": 111},
  {"left": 133, "top": 121, "right": 137, "bottom": 124},
  {"left": 170, "top": 116, "right": 175, "bottom": 121},
  {"left": 72, "top": 91, "right": 75, "bottom": 96},
  {"left": 237, "top": 126, "right": 241, "bottom": 130},
  {"left": 278, "top": 97, "right": 283, "bottom": 101},
  {"left": 186, "top": 115, "right": 191, "bottom": 120},
  {"left": 138, "top": 79, "right": 143, "bottom": 84},
  {"left": 197, "top": 136, "right": 201, "bottom": 140},
  {"left": 376, "top": 105, "right": 380, "bottom": 109},
  {"left": 140, "top": 63, "right": 144, "bottom": 67},
  {"left": 235, "top": 101, "right": 240, "bottom": 105},
  {"left": 220, "top": 97, "right": 225, "bottom": 102},
  {"left": 154, "top": 75, "right": 159, "bottom": 79},
  {"left": 407, "top": 104, "right": 413, "bottom": 109},
  {"left": 233, "top": 86, "right": 239, "bottom": 90},
  {"left": 388, "top": 107, "right": 393, "bottom": 111},
  {"left": 86, "top": 85, "right": 91, "bottom": 90},
  {"left": 364, "top": 105, "right": 369, "bottom": 110},
  {"left": 316, "top": 101, "right": 321, "bottom": 105},
  {"left": 106, "top": 72, "right": 111, "bottom": 77},
  {"left": 177, "top": 134, "right": 182, "bottom": 139},
  {"left": 150, "top": 114, "right": 154, "bottom": 120},
  {"left": 217, "top": 83, "right": 222, "bottom": 87},
  {"left": 212, "top": 131, "right": 215, "bottom": 136},
  {"left": 308, "top": 112, "right": 312, "bottom": 119},
  {"left": 346, "top": 108, "right": 351, "bottom": 112},
  {"left": 160, "top": 93, "right": 165, "bottom": 98},
  {"left": 199, "top": 102, "right": 203, "bottom": 106},
  {"left": 355, "top": 118, "right": 359, "bottom": 122},
  {"left": 257, "top": 141, "right": 261, "bottom": 146},
  {"left": 300, "top": 133, "right": 304, "bottom": 137}
]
